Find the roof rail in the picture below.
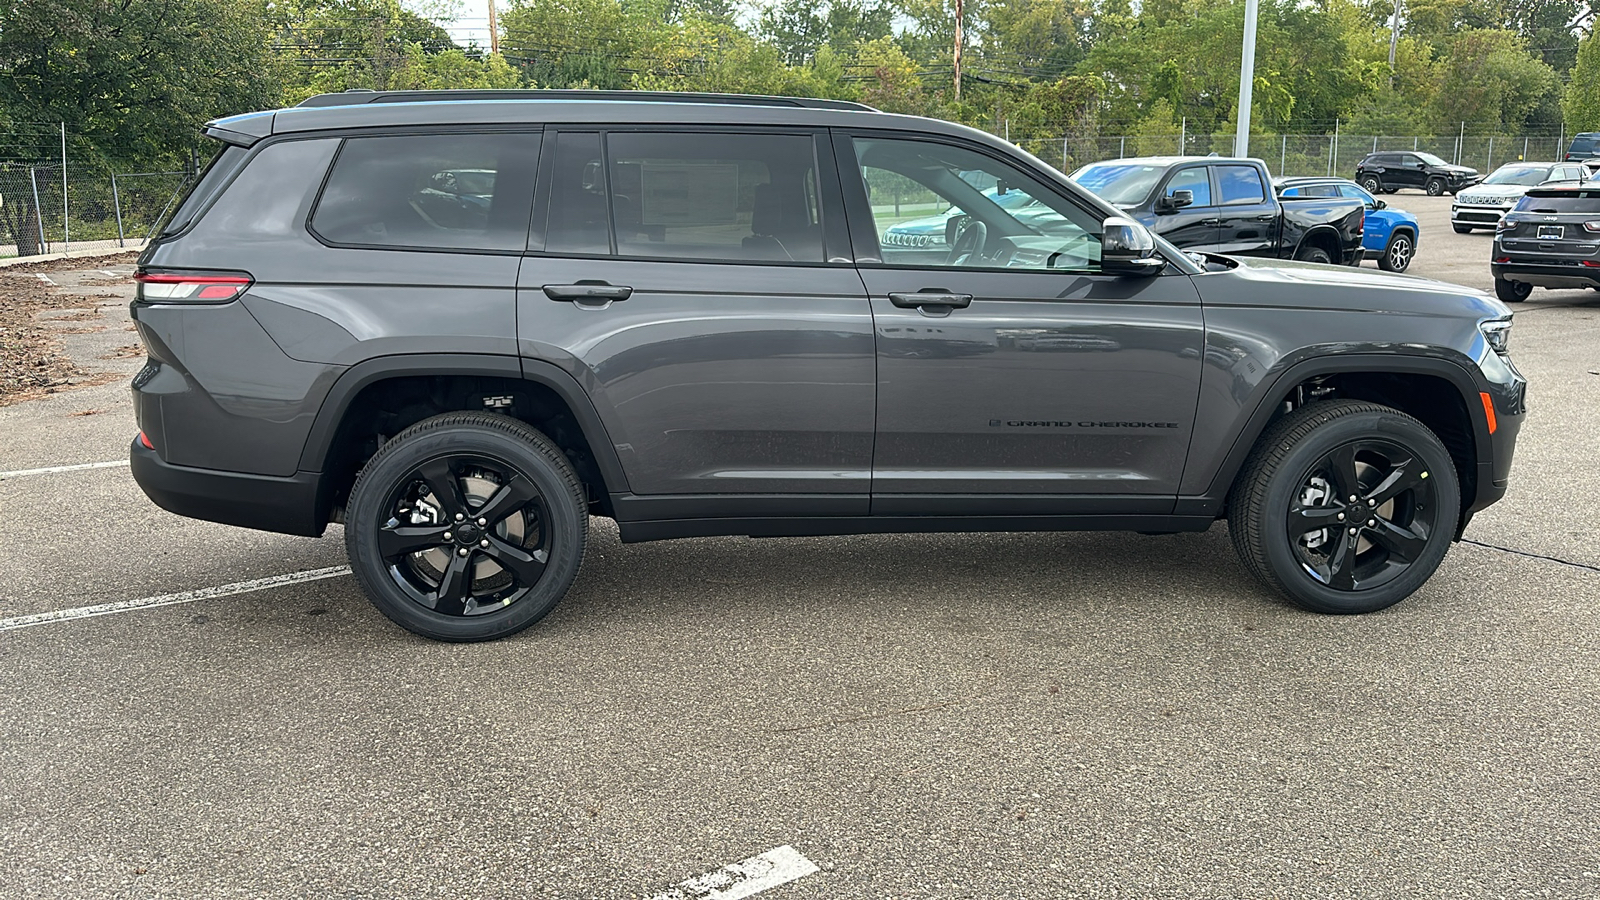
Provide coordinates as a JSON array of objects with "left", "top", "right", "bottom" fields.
[{"left": 295, "top": 89, "right": 876, "bottom": 112}]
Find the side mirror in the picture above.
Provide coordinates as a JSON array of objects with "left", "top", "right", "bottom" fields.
[
  {"left": 1375, "top": 200, "right": 1387, "bottom": 210},
  {"left": 1101, "top": 216, "right": 1165, "bottom": 277},
  {"left": 1156, "top": 189, "right": 1194, "bottom": 213}
]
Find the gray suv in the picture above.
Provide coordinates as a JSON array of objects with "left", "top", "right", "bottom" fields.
[{"left": 130, "top": 90, "right": 1526, "bottom": 641}]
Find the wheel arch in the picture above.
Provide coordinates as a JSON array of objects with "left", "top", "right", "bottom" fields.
[
  {"left": 1293, "top": 225, "right": 1344, "bottom": 260},
  {"left": 1184, "top": 353, "right": 1492, "bottom": 534},
  {"left": 299, "top": 354, "right": 629, "bottom": 523}
]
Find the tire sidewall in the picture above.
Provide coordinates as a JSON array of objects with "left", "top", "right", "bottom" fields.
[
  {"left": 1426, "top": 178, "right": 1445, "bottom": 196},
  {"left": 1297, "top": 245, "right": 1333, "bottom": 264},
  {"left": 1254, "top": 410, "right": 1460, "bottom": 613},
  {"left": 1360, "top": 175, "right": 1382, "bottom": 193},
  {"left": 1380, "top": 232, "right": 1411, "bottom": 272},
  {"left": 346, "top": 419, "right": 586, "bottom": 641}
]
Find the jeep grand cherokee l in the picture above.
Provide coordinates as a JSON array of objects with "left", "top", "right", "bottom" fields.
[{"left": 130, "top": 90, "right": 1526, "bottom": 641}]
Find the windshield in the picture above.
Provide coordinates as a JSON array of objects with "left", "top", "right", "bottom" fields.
[
  {"left": 1513, "top": 192, "right": 1600, "bottom": 213},
  {"left": 1416, "top": 152, "right": 1449, "bottom": 167},
  {"left": 1070, "top": 163, "right": 1165, "bottom": 206},
  {"left": 1483, "top": 165, "right": 1551, "bottom": 186}
]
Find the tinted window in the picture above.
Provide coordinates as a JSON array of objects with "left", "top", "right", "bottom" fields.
[
  {"left": 1513, "top": 192, "right": 1600, "bottom": 214},
  {"left": 312, "top": 133, "right": 539, "bottom": 252},
  {"left": 545, "top": 132, "right": 610, "bottom": 255},
  {"left": 1336, "top": 183, "right": 1377, "bottom": 206},
  {"left": 600, "top": 132, "right": 822, "bottom": 263},
  {"left": 1293, "top": 183, "right": 1340, "bottom": 199},
  {"left": 1070, "top": 162, "right": 1166, "bottom": 205},
  {"left": 1216, "top": 166, "right": 1266, "bottom": 205},
  {"left": 1165, "top": 167, "right": 1211, "bottom": 207},
  {"left": 854, "top": 136, "right": 1103, "bottom": 272}
]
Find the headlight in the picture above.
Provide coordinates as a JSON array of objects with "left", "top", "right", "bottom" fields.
[{"left": 1479, "top": 317, "right": 1512, "bottom": 355}]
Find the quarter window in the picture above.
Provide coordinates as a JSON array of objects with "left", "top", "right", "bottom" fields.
[{"left": 311, "top": 133, "right": 539, "bottom": 252}]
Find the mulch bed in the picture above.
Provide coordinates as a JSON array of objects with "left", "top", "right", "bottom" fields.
[{"left": 0, "top": 251, "right": 140, "bottom": 406}]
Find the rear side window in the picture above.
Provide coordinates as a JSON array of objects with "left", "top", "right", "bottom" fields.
[
  {"left": 312, "top": 133, "right": 540, "bottom": 252},
  {"left": 605, "top": 132, "right": 823, "bottom": 263},
  {"left": 151, "top": 143, "right": 247, "bottom": 240},
  {"left": 1295, "top": 184, "right": 1339, "bottom": 198},
  {"left": 1216, "top": 166, "right": 1266, "bottom": 205}
]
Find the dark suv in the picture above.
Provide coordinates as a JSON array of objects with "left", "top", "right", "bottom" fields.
[
  {"left": 1355, "top": 151, "right": 1480, "bottom": 196},
  {"left": 1491, "top": 185, "right": 1600, "bottom": 302},
  {"left": 130, "top": 90, "right": 1526, "bottom": 641}
]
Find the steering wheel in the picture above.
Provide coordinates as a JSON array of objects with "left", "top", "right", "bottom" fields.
[{"left": 947, "top": 219, "right": 988, "bottom": 266}]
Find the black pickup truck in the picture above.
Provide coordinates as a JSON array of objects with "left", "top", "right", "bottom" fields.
[{"left": 1071, "top": 156, "right": 1365, "bottom": 264}]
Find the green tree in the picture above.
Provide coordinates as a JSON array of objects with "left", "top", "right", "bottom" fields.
[{"left": 1564, "top": 26, "right": 1600, "bottom": 133}]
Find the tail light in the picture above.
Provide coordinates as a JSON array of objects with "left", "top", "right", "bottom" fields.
[
  {"left": 1496, "top": 217, "right": 1519, "bottom": 234},
  {"left": 134, "top": 271, "right": 252, "bottom": 302},
  {"left": 1584, "top": 221, "right": 1600, "bottom": 232}
]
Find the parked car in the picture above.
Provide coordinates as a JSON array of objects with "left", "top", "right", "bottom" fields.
[
  {"left": 1490, "top": 185, "right": 1600, "bottom": 302},
  {"left": 1275, "top": 176, "right": 1421, "bottom": 272},
  {"left": 1070, "top": 157, "right": 1364, "bottom": 264},
  {"left": 1354, "top": 151, "right": 1481, "bottom": 196},
  {"left": 1564, "top": 132, "right": 1600, "bottom": 162},
  {"left": 880, "top": 185, "right": 1045, "bottom": 260},
  {"left": 130, "top": 89, "right": 1525, "bottom": 641},
  {"left": 1449, "top": 162, "right": 1589, "bottom": 233}
]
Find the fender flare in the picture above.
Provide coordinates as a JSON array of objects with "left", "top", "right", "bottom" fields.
[
  {"left": 1292, "top": 224, "right": 1345, "bottom": 260},
  {"left": 296, "top": 353, "right": 630, "bottom": 493},
  {"left": 1179, "top": 352, "right": 1493, "bottom": 517}
]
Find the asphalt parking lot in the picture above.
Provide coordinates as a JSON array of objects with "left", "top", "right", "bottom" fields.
[{"left": 2, "top": 194, "right": 1598, "bottom": 899}]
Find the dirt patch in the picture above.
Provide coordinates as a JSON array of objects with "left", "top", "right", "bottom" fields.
[
  {"left": 102, "top": 344, "right": 145, "bottom": 360},
  {"left": 0, "top": 251, "right": 140, "bottom": 275},
  {"left": 0, "top": 255, "right": 139, "bottom": 407}
]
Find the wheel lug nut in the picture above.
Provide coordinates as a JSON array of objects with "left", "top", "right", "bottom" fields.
[
  {"left": 1367, "top": 519, "right": 1376, "bottom": 527},
  {"left": 1348, "top": 527, "right": 1358, "bottom": 535},
  {"left": 454, "top": 513, "right": 465, "bottom": 522},
  {"left": 457, "top": 548, "right": 469, "bottom": 557},
  {"left": 1348, "top": 495, "right": 1358, "bottom": 503},
  {"left": 1336, "top": 513, "right": 1345, "bottom": 521},
  {"left": 480, "top": 539, "right": 490, "bottom": 548},
  {"left": 1367, "top": 498, "right": 1376, "bottom": 507},
  {"left": 477, "top": 517, "right": 487, "bottom": 527},
  {"left": 443, "top": 531, "right": 453, "bottom": 540}
]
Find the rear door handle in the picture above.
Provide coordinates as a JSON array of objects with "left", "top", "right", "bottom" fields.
[
  {"left": 543, "top": 282, "right": 632, "bottom": 303},
  {"left": 888, "top": 291, "right": 973, "bottom": 310}
]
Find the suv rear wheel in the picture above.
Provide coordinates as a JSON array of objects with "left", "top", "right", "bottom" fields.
[
  {"left": 1359, "top": 174, "right": 1382, "bottom": 193},
  {"left": 345, "top": 412, "right": 587, "bottom": 642},
  {"left": 1228, "top": 401, "right": 1459, "bottom": 614},
  {"left": 1494, "top": 277, "right": 1532, "bottom": 303}
]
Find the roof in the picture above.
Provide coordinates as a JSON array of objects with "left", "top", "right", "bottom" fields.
[
  {"left": 295, "top": 89, "right": 874, "bottom": 112},
  {"left": 1080, "top": 155, "right": 1267, "bottom": 167}
]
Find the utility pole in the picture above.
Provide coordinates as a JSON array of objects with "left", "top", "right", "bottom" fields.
[
  {"left": 953, "top": 0, "right": 963, "bottom": 101},
  {"left": 1388, "top": 0, "right": 1403, "bottom": 86},
  {"left": 1235, "top": 0, "right": 1259, "bottom": 158},
  {"left": 488, "top": 0, "right": 499, "bottom": 55}
]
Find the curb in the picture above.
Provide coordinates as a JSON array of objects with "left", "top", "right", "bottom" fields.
[{"left": 0, "top": 242, "right": 145, "bottom": 268}]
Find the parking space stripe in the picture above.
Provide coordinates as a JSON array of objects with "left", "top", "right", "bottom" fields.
[
  {"left": 0, "top": 459, "right": 129, "bottom": 479},
  {"left": 0, "top": 566, "right": 351, "bottom": 632},
  {"left": 33, "top": 273, "right": 55, "bottom": 285},
  {"left": 645, "top": 846, "right": 819, "bottom": 900}
]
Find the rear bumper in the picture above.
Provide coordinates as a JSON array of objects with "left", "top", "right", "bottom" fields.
[
  {"left": 1491, "top": 262, "right": 1600, "bottom": 290},
  {"left": 130, "top": 439, "right": 327, "bottom": 537}
]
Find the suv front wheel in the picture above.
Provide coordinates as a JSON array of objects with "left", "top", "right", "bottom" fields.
[
  {"left": 1228, "top": 401, "right": 1459, "bottom": 614},
  {"left": 345, "top": 412, "right": 588, "bottom": 642}
]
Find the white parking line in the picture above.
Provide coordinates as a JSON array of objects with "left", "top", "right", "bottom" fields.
[
  {"left": 0, "top": 459, "right": 129, "bottom": 480},
  {"left": 0, "top": 566, "right": 351, "bottom": 632},
  {"left": 645, "top": 846, "right": 819, "bottom": 900},
  {"left": 99, "top": 270, "right": 121, "bottom": 278}
]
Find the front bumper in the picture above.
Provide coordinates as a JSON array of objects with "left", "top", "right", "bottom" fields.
[
  {"left": 1452, "top": 203, "right": 1511, "bottom": 226},
  {"left": 130, "top": 439, "right": 328, "bottom": 537}
]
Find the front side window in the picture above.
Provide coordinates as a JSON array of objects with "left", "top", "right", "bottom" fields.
[
  {"left": 602, "top": 132, "right": 822, "bottom": 263},
  {"left": 854, "top": 137, "right": 1102, "bottom": 271},
  {"left": 1216, "top": 166, "right": 1266, "bottom": 205},
  {"left": 311, "top": 133, "right": 539, "bottom": 252},
  {"left": 1336, "top": 183, "right": 1378, "bottom": 207},
  {"left": 1165, "top": 167, "right": 1212, "bottom": 207}
]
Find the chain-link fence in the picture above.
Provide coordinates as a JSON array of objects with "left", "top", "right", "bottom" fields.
[{"left": 1014, "top": 132, "right": 1578, "bottom": 179}]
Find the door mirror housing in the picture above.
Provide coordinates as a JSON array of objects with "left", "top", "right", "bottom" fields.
[
  {"left": 1156, "top": 189, "right": 1194, "bottom": 213},
  {"left": 1375, "top": 199, "right": 1387, "bottom": 210},
  {"left": 1101, "top": 216, "right": 1165, "bottom": 277}
]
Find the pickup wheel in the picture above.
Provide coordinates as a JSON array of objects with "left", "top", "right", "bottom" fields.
[
  {"left": 1494, "top": 276, "right": 1532, "bottom": 303},
  {"left": 344, "top": 412, "right": 587, "bottom": 642},
  {"left": 1425, "top": 178, "right": 1446, "bottom": 196},
  {"left": 1228, "top": 401, "right": 1459, "bottom": 614},
  {"left": 1294, "top": 242, "right": 1333, "bottom": 264},
  {"left": 1359, "top": 175, "right": 1382, "bottom": 193},
  {"left": 1378, "top": 231, "right": 1414, "bottom": 272}
]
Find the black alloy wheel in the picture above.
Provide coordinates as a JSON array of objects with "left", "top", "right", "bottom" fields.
[
  {"left": 345, "top": 412, "right": 587, "bottom": 641},
  {"left": 1359, "top": 175, "right": 1382, "bottom": 193},
  {"left": 1425, "top": 178, "right": 1446, "bottom": 196},
  {"left": 1230, "top": 401, "right": 1459, "bottom": 614}
]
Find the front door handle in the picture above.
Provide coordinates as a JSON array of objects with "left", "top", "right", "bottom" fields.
[
  {"left": 543, "top": 282, "right": 633, "bottom": 303},
  {"left": 888, "top": 291, "right": 973, "bottom": 310}
]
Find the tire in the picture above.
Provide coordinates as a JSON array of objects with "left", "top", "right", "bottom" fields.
[
  {"left": 1425, "top": 178, "right": 1445, "bottom": 196},
  {"left": 1494, "top": 277, "right": 1532, "bottom": 303},
  {"left": 1382, "top": 188, "right": 1398, "bottom": 194},
  {"left": 1378, "top": 231, "right": 1413, "bottom": 272},
  {"left": 1228, "top": 401, "right": 1460, "bottom": 614},
  {"left": 1295, "top": 242, "right": 1333, "bottom": 264},
  {"left": 344, "top": 412, "right": 588, "bottom": 642},
  {"left": 1452, "top": 224, "right": 1473, "bottom": 234},
  {"left": 1359, "top": 175, "right": 1382, "bottom": 193}
]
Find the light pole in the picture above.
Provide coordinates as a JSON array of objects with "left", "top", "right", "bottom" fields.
[{"left": 1235, "top": 0, "right": 1259, "bottom": 159}]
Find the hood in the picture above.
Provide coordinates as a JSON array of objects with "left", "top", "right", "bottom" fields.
[
  {"left": 1211, "top": 254, "right": 1510, "bottom": 318},
  {"left": 1445, "top": 165, "right": 1480, "bottom": 177},
  {"left": 1456, "top": 183, "right": 1531, "bottom": 204}
]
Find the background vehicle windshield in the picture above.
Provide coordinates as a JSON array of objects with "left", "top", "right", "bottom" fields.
[
  {"left": 1416, "top": 152, "right": 1450, "bottom": 166},
  {"left": 1070, "top": 163, "right": 1165, "bottom": 206},
  {"left": 1482, "top": 165, "right": 1552, "bottom": 186}
]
